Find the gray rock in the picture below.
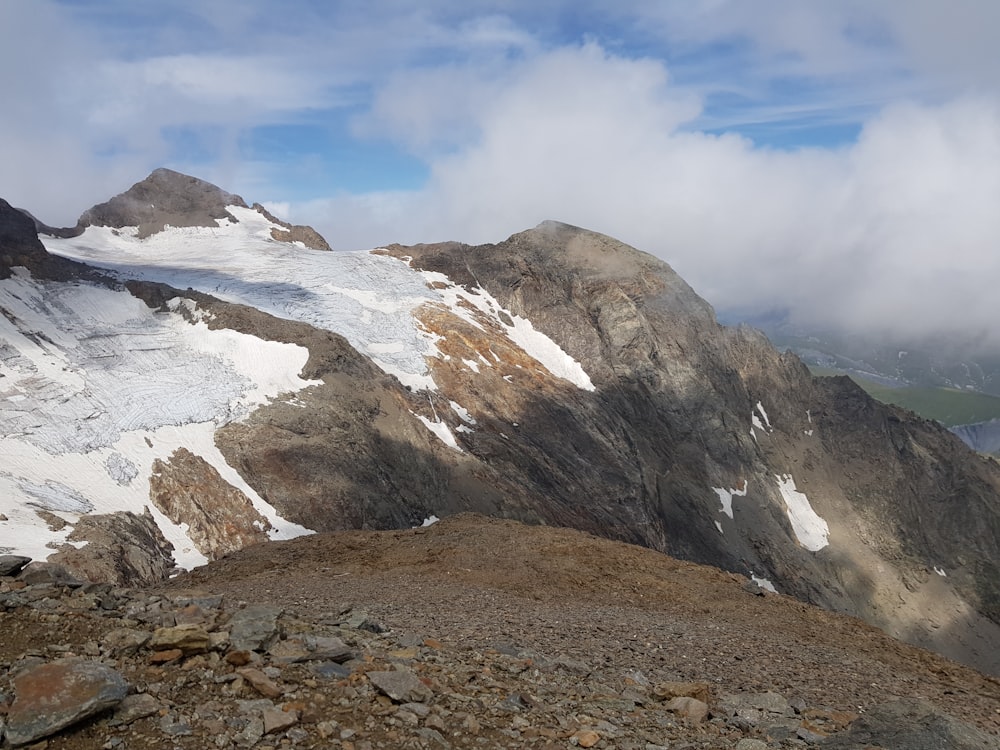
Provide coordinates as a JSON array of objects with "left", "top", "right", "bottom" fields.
[
  {"left": 821, "top": 699, "right": 1000, "bottom": 749},
  {"left": 368, "top": 669, "right": 434, "bottom": 703},
  {"left": 17, "top": 562, "right": 83, "bottom": 587},
  {"left": 0, "top": 555, "right": 31, "bottom": 577},
  {"left": 268, "top": 634, "right": 352, "bottom": 664},
  {"left": 80, "top": 168, "right": 248, "bottom": 238},
  {"left": 6, "top": 657, "right": 128, "bottom": 745},
  {"left": 233, "top": 716, "right": 265, "bottom": 748},
  {"left": 100, "top": 627, "right": 151, "bottom": 657},
  {"left": 229, "top": 605, "right": 282, "bottom": 652},
  {"left": 109, "top": 693, "right": 161, "bottom": 726}
]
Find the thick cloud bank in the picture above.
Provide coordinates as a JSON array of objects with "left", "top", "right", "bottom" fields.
[{"left": 4, "top": 2, "right": 1000, "bottom": 348}]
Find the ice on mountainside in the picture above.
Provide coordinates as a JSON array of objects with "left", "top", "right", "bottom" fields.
[
  {"left": 775, "top": 474, "right": 829, "bottom": 551},
  {"left": 0, "top": 269, "right": 316, "bottom": 564},
  {"left": 12, "top": 204, "right": 594, "bottom": 563},
  {"left": 44, "top": 206, "right": 595, "bottom": 394},
  {"left": 713, "top": 481, "right": 748, "bottom": 520}
]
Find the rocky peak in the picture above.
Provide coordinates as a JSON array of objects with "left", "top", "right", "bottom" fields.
[{"left": 79, "top": 168, "right": 249, "bottom": 238}]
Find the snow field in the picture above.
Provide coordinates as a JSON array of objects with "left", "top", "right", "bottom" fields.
[{"left": 0, "top": 269, "right": 317, "bottom": 567}]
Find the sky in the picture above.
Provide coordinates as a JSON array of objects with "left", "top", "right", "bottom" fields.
[{"left": 3, "top": 0, "right": 1000, "bottom": 348}]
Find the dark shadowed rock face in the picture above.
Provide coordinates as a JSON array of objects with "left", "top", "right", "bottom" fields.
[
  {"left": 0, "top": 198, "right": 93, "bottom": 280},
  {"left": 80, "top": 168, "right": 248, "bottom": 238},
  {"left": 0, "top": 198, "right": 53, "bottom": 278}
]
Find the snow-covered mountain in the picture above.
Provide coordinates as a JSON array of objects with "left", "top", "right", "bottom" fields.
[{"left": 4, "top": 170, "right": 1000, "bottom": 679}]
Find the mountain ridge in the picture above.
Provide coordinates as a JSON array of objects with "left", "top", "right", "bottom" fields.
[{"left": 3, "top": 170, "right": 1000, "bottom": 681}]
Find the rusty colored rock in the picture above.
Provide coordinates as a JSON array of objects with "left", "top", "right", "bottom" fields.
[{"left": 6, "top": 657, "right": 128, "bottom": 746}]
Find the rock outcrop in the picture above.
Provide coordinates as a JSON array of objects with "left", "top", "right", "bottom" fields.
[
  {"left": 47, "top": 510, "right": 176, "bottom": 587},
  {"left": 252, "top": 202, "right": 331, "bottom": 251},
  {"left": 149, "top": 448, "right": 271, "bottom": 560},
  {"left": 0, "top": 198, "right": 90, "bottom": 280},
  {"left": 80, "top": 168, "right": 248, "bottom": 238}
]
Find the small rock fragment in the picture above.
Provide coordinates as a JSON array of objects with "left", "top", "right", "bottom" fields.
[
  {"left": 665, "top": 696, "right": 709, "bottom": 723},
  {"left": 262, "top": 706, "right": 299, "bottom": 734},
  {"left": 368, "top": 669, "right": 433, "bottom": 703},
  {"left": 236, "top": 667, "right": 283, "bottom": 698},
  {"left": 573, "top": 728, "right": 601, "bottom": 747},
  {"left": 149, "top": 623, "right": 210, "bottom": 655}
]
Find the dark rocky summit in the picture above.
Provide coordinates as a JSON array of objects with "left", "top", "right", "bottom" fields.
[{"left": 79, "top": 168, "right": 249, "bottom": 238}]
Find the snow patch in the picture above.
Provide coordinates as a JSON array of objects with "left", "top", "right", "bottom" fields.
[
  {"left": 414, "top": 414, "right": 463, "bottom": 452},
  {"left": 714, "top": 520, "right": 724, "bottom": 535},
  {"left": 934, "top": 566, "right": 947, "bottom": 577},
  {"left": 775, "top": 474, "right": 829, "bottom": 551},
  {"left": 755, "top": 401, "right": 772, "bottom": 430},
  {"left": 420, "top": 515, "right": 440, "bottom": 527},
  {"left": 751, "top": 574, "right": 778, "bottom": 593},
  {"left": 713, "top": 481, "right": 748, "bottom": 519},
  {"left": 450, "top": 401, "right": 476, "bottom": 424}
]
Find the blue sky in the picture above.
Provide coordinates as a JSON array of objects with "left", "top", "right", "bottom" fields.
[{"left": 4, "top": 1, "right": 1000, "bottom": 345}]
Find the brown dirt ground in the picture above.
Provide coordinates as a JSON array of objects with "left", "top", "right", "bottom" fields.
[{"left": 163, "top": 513, "right": 1000, "bottom": 734}]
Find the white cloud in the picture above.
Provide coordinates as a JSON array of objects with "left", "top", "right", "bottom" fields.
[
  {"left": 4, "top": 1, "right": 1000, "bottom": 348},
  {"left": 299, "top": 44, "right": 1000, "bottom": 347}
]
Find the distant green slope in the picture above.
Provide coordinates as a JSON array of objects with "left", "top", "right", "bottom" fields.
[{"left": 810, "top": 367, "right": 1000, "bottom": 427}]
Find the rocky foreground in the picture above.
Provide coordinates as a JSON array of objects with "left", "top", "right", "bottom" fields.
[{"left": 1, "top": 515, "right": 1000, "bottom": 749}]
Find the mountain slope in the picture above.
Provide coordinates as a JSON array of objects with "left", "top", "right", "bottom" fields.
[{"left": 3, "top": 172, "right": 1000, "bottom": 679}]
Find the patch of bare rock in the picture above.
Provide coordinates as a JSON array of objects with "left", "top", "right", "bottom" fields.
[{"left": 1, "top": 518, "right": 1000, "bottom": 748}]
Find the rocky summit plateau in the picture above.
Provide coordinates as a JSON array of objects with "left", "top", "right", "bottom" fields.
[{"left": 1, "top": 169, "right": 1000, "bottom": 747}]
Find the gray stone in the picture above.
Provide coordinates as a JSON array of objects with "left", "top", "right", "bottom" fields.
[
  {"left": 268, "top": 634, "right": 352, "bottom": 664},
  {"left": 821, "top": 699, "right": 1000, "bottom": 750},
  {"left": 6, "top": 657, "right": 128, "bottom": 745},
  {"left": 0, "top": 555, "right": 31, "bottom": 577},
  {"left": 229, "top": 605, "right": 282, "bottom": 651},
  {"left": 100, "top": 627, "right": 151, "bottom": 657},
  {"left": 17, "top": 562, "right": 83, "bottom": 588},
  {"left": 109, "top": 693, "right": 161, "bottom": 726},
  {"left": 310, "top": 661, "right": 351, "bottom": 679},
  {"left": 368, "top": 669, "right": 434, "bottom": 703},
  {"left": 233, "top": 716, "right": 265, "bottom": 748}
]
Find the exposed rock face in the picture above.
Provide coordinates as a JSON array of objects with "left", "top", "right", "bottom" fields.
[
  {"left": 252, "top": 202, "right": 331, "bottom": 251},
  {"left": 149, "top": 448, "right": 272, "bottom": 559},
  {"left": 0, "top": 198, "right": 89, "bottom": 280},
  {"left": 0, "top": 198, "right": 45, "bottom": 272},
  {"left": 821, "top": 698, "right": 1000, "bottom": 749},
  {"left": 14, "top": 206, "right": 84, "bottom": 238},
  {"left": 377, "top": 221, "right": 1000, "bottom": 674},
  {"left": 47, "top": 510, "right": 175, "bottom": 587},
  {"left": 80, "top": 168, "right": 248, "bottom": 238}
]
